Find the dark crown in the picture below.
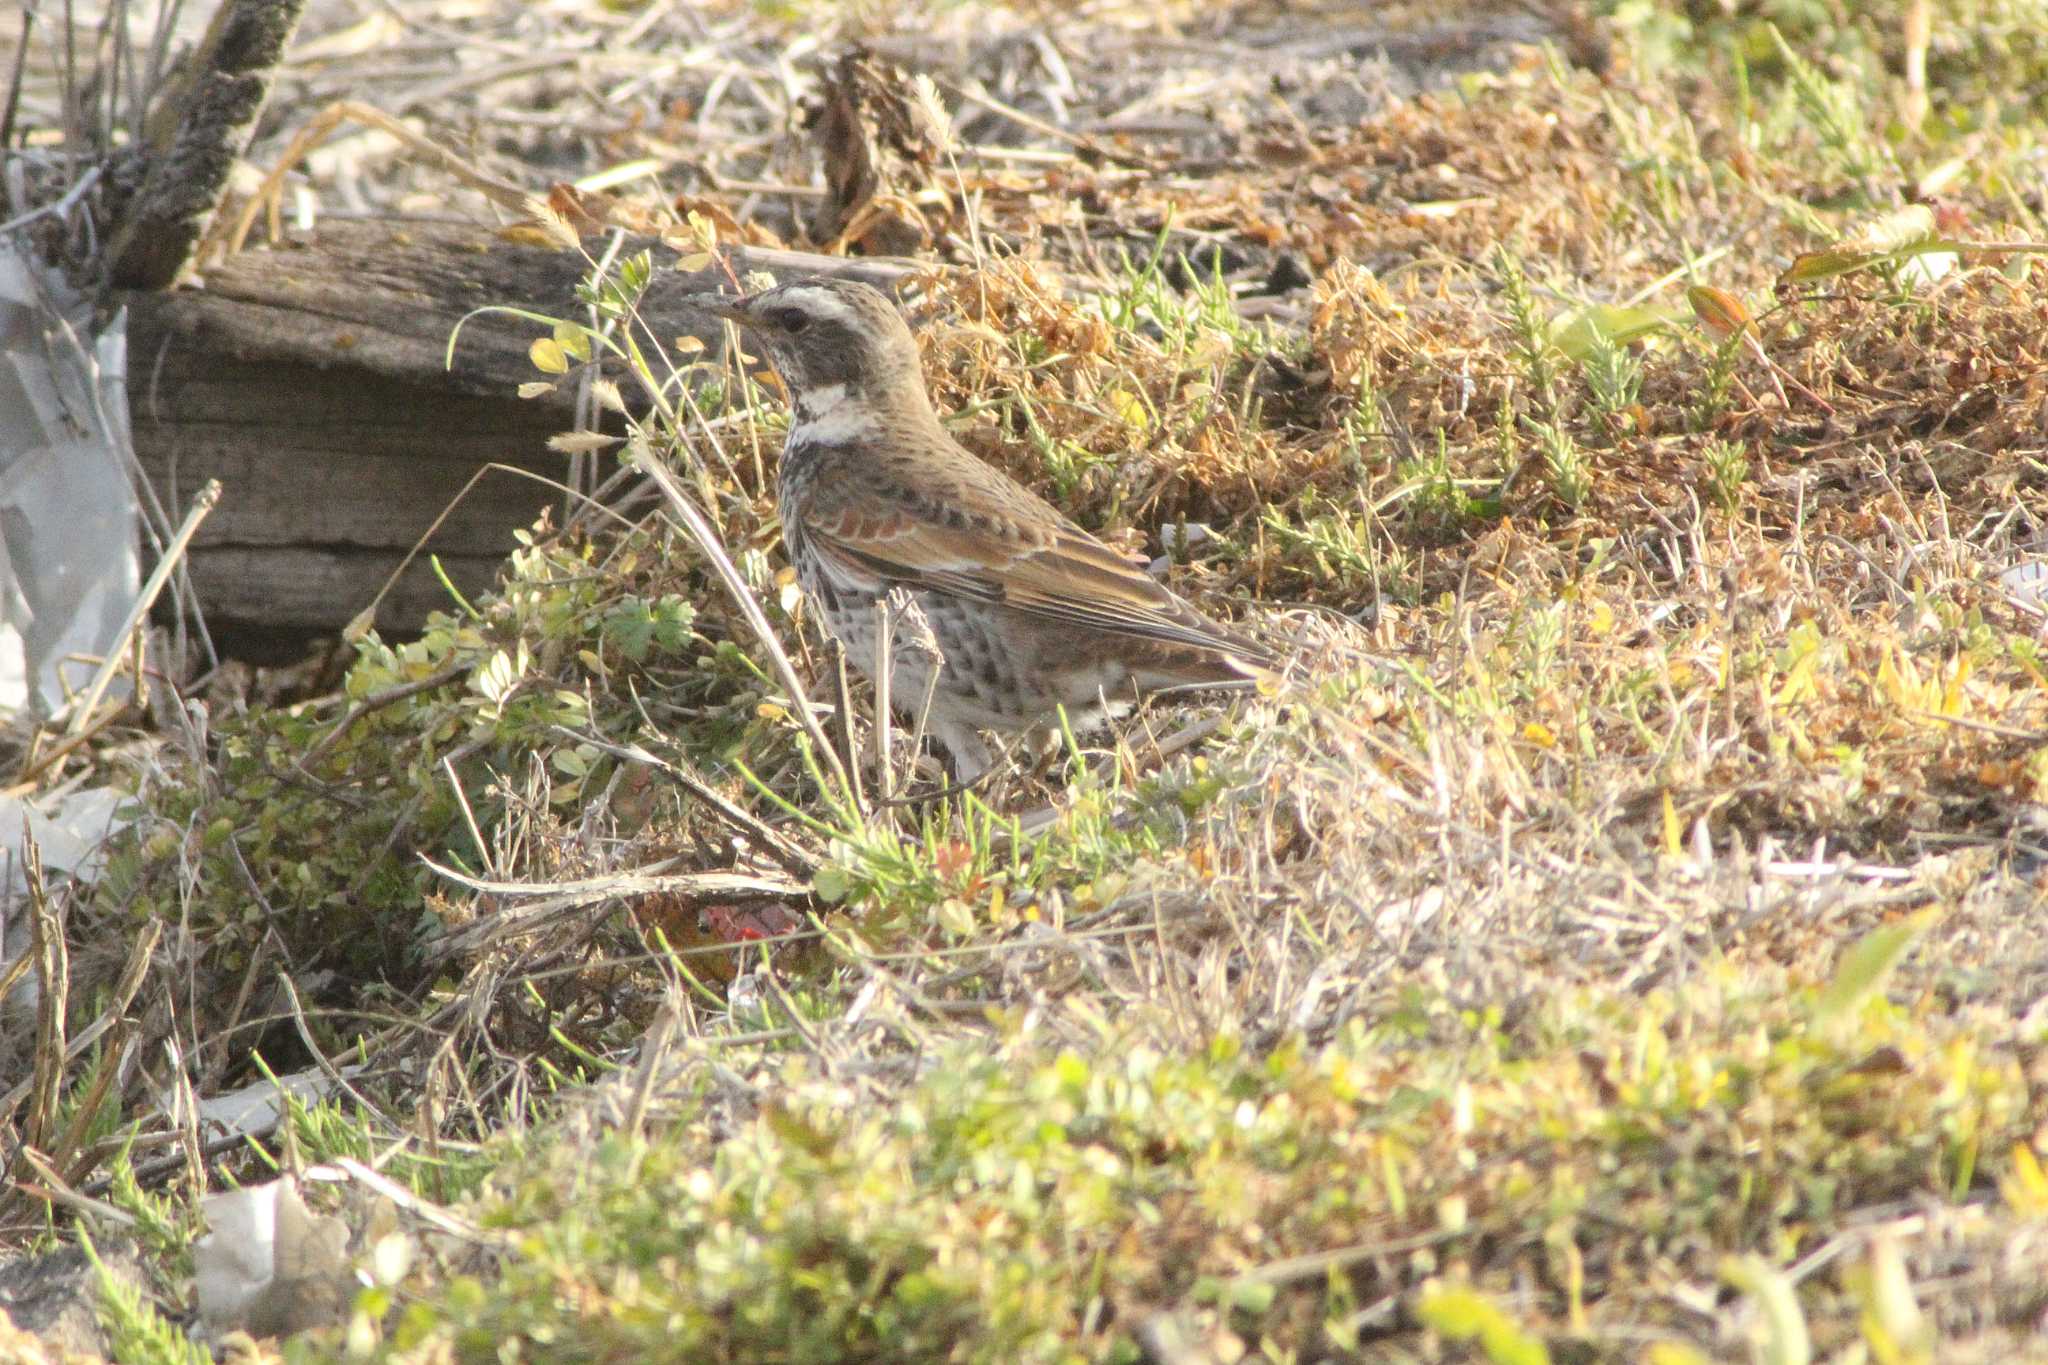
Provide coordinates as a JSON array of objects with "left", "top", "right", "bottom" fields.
[{"left": 711, "top": 279, "right": 932, "bottom": 422}]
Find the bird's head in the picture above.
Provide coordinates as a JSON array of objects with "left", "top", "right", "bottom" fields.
[{"left": 694, "top": 278, "right": 931, "bottom": 426}]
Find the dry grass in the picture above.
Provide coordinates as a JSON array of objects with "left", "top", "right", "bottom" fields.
[{"left": 5, "top": 0, "right": 2048, "bottom": 1361}]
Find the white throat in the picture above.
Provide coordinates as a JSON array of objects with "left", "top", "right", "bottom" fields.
[
  {"left": 794, "top": 383, "right": 852, "bottom": 421},
  {"left": 788, "top": 383, "right": 881, "bottom": 445}
]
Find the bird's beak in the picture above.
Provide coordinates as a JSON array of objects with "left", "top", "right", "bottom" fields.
[{"left": 689, "top": 292, "right": 753, "bottom": 322}]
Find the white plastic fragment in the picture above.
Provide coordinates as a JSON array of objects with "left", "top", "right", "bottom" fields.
[
  {"left": 2000, "top": 559, "right": 2048, "bottom": 620},
  {"left": 193, "top": 1177, "right": 354, "bottom": 1341},
  {"left": 0, "top": 237, "right": 143, "bottom": 716},
  {"left": 0, "top": 783, "right": 136, "bottom": 1029},
  {"left": 191, "top": 1066, "right": 359, "bottom": 1143}
]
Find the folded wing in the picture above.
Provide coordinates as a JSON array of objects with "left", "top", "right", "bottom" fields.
[{"left": 798, "top": 471, "right": 1270, "bottom": 665}]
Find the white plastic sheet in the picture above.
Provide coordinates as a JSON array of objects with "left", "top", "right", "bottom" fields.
[
  {"left": 0, "top": 237, "right": 142, "bottom": 715},
  {"left": 0, "top": 783, "right": 135, "bottom": 1030}
]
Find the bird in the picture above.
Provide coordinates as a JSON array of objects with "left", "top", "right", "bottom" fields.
[{"left": 693, "top": 277, "right": 1274, "bottom": 780}]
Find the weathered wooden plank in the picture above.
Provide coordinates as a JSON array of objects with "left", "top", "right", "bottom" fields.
[
  {"left": 183, "top": 546, "right": 512, "bottom": 631},
  {"left": 121, "top": 220, "right": 912, "bottom": 639}
]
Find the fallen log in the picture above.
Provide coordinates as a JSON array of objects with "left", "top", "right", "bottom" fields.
[{"left": 121, "top": 221, "right": 912, "bottom": 645}]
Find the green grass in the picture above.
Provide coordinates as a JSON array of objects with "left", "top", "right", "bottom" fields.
[{"left": 369, "top": 921, "right": 2037, "bottom": 1362}]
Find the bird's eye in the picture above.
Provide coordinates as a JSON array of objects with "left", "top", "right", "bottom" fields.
[{"left": 770, "top": 308, "right": 810, "bottom": 333}]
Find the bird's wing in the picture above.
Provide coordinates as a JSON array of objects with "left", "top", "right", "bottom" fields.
[{"left": 798, "top": 471, "right": 1268, "bottom": 662}]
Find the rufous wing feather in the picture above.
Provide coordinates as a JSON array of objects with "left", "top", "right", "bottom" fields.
[{"left": 799, "top": 489, "right": 1270, "bottom": 665}]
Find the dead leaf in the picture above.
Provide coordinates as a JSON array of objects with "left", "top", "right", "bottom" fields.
[{"left": 803, "top": 46, "right": 946, "bottom": 251}]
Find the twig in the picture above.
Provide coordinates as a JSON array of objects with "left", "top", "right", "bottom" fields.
[
  {"left": 330, "top": 1156, "right": 497, "bottom": 1246},
  {"left": 298, "top": 662, "right": 467, "bottom": 773},
  {"left": 61, "top": 477, "right": 220, "bottom": 739},
  {"left": 1909, "top": 710, "right": 2044, "bottom": 742},
  {"left": 634, "top": 450, "right": 856, "bottom": 805},
  {"left": 872, "top": 599, "right": 895, "bottom": 806},
  {"left": 558, "top": 722, "right": 817, "bottom": 877},
  {"left": 0, "top": 163, "right": 103, "bottom": 235},
  {"left": 442, "top": 753, "right": 491, "bottom": 878},
  {"left": 0, "top": 1007, "right": 124, "bottom": 1122},
  {"left": 10, "top": 1148, "right": 138, "bottom": 1227},
  {"left": 426, "top": 860, "right": 807, "bottom": 904},
  {"left": 13, "top": 698, "right": 141, "bottom": 789},
  {"left": 934, "top": 73, "right": 1154, "bottom": 170},
  {"left": 46, "top": 920, "right": 160, "bottom": 1187},
  {"left": 1229, "top": 1229, "right": 1459, "bottom": 1290},
  {"left": 825, "top": 640, "right": 866, "bottom": 816},
  {"left": 279, "top": 972, "right": 398, "bottom": 1134},
  {"left": 21, "top": 832, "right": 64, "bottom": 1155},
  {"left": 422, "top": 858, "right": 811, "bottom": 959},
  {"left": 226, "top": 99, "right": 531, "bottom": 255},
  {"left": 0, "top": 8, "right": 31, "bottom": 155}
]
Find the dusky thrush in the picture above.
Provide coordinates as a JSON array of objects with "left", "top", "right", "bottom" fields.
[{"left": 696, "top": 278, "right": 1273, "bottom": 778}]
